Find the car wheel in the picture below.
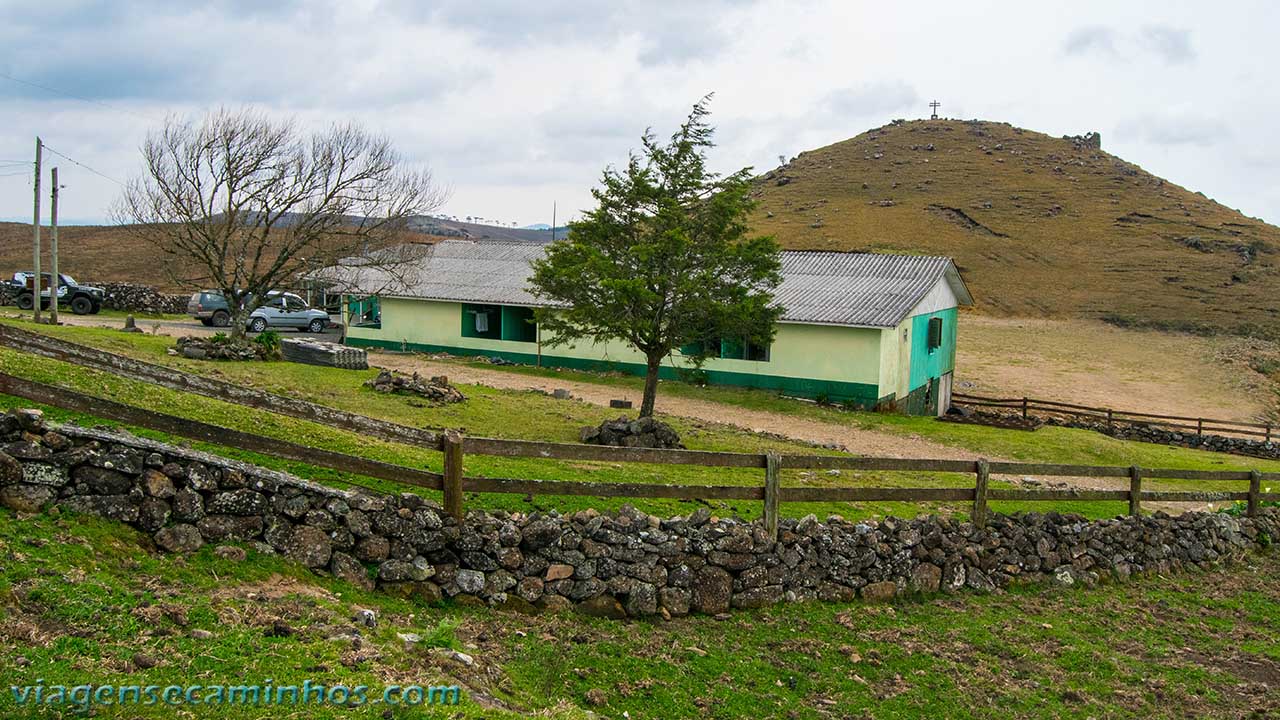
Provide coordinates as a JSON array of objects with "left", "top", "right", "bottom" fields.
[
  {"left": 71, "top": 296, "right": 93, "bottom": 315},
  {"left": 248, "top": 317, "right": 268, "bottom": 333},
  {"left": 211, "top": 311, "right": 230, "bottom": 328},
  {"left": 307, "top": 318, "right": 326, "bottom": 333},
  {"left": 16, "top": 294, "right": 33, "bottom": 310}
]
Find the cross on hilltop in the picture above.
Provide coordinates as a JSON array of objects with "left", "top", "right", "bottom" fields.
[{"left": 929, "top": 100, "right": 941, "bottom": 120}]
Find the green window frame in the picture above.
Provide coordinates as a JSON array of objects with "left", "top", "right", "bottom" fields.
[
  {"left": 927, "top": 317, "right": 943, "bottom": 352},
  {"left": 347, "top": 295, "right": 381, "bottom": 329},
  {"left": 679, "top": 336, "right": 770, "bottom": 362},
  {"left": 461, "top": 303, "right": 537, "bottom": 342}
]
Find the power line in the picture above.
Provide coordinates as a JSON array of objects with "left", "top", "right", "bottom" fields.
[
  {"left": 0, "top": 70, "right": 157, "bottom": 123},
  {"left": 0, "top": 170, "right": 32, "bottom": 178},
  {"left": 40, "top": 144, "right": 126, "bottom": 186}
]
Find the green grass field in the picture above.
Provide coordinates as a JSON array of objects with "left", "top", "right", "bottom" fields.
[
  {"left": 0, "top": 317, "right": 1275, "bottom": 524},
  {"left": 1, "top": 510, "right": 1276, "bottom": 719}
]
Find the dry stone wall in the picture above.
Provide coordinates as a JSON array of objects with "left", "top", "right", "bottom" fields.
[{"left": 0, "top": 409, "right": 1275, "bottom": 619}]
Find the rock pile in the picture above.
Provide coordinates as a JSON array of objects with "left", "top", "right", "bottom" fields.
[
  {"left": 172, "top": 336, "right": 271, "bottom": 362},
  {"left": 0, "top": 409, "right": 1275, "bottom": 619},
  {"left": 580, "top": 416, "right": 684, "bottom": 449},
  {"left": 91, "top": 282, "right": 188, "bottom": 314},
  {"left": 363, "top": 369, "right": 464, "bottom": 403}
]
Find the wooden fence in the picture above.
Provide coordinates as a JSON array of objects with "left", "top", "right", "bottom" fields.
[
  {"left": 1, "top": 372, "right": 1275, "bottom": 540},
  {"left": 953, "top": 392, "right": 1275, "bottom": 442}
]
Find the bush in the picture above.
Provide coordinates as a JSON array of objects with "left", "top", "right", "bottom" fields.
[{"left": 253, "top": 330, "right": 282, "bottom": 359}]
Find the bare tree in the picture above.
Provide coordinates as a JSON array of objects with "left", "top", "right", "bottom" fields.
[{"left": 116, "top": 108, "right": 447, "bottom": 338}]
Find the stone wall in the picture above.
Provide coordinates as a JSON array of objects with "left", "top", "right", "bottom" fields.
[
  {"left": 949, "top": 408, "right": 1280, "bottom": 462},
  {"left": 90, "top": 282, "right": 189, "bottom": 314},
  {"left": 0, "top": 409, "right": 1275, "bottom": 619},
  {"left": 0, "top": 281, "right": 187, "bottom": 314},
  {"left": 1047, "top": 416, "right": 1280, "bottom": 461}
]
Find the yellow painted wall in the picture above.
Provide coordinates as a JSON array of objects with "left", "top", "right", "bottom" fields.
[{"left": 349, "top": 297, "right": 886, "bottom": 387}]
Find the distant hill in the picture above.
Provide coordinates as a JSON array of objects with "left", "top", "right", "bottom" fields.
[
  {"left": 749, "top": 119, "right": 1280, "bottom": 337},
  {"left": 0, "top": 216, "right": 557, "bottom": 291}
]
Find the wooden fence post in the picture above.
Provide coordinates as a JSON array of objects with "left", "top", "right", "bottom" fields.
[
  {"left": 1021, "top": 397, "right": 1029, "bottom": 419},
  {"left": 972, "top": 459, "right": 990, "bottom": 528},
  {"left": 763, "top": 452, "right": 781, "bottom": 539},
  {"left": 443, "top": 430, "right": 465, "bottom": 520},
  {"left": 1266, "top": 424, "right": 1272, "bottom": 444},
  {"left": 1106, "top": 409, "right": 1113, "bottom": 430},
  {"left": 1128, "top": 465, "right": 1142, "bottom": 517},
  {"left": 1248, "top": 470, "right": 1261, "bottom": 518},
  {"left": 1196, "top": 418, "right": 1204, "bottom": 437}
]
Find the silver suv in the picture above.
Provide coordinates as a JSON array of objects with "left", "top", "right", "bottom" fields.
[{"left": 246, "top": 292, "right": 330, "bottom": 333}]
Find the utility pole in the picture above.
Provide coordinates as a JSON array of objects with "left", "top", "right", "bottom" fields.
[
  {"left": 31, "top": 137, "right": 42, "bottom": 323},
  {"left": 49, "top": 167, "right": 60, "bottom": 325},
  {"left": 551, "top": 201, "right": 557, "bottom": 242}
]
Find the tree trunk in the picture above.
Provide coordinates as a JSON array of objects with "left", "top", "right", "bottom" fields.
[
  {"left": 228, "top": 308, "right": 250, "bottom": 341},
  {"left": 639, "top": 354, "right": 662, "bottom": 418}
]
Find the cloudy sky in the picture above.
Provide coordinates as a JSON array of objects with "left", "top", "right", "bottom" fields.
[{"left": 1, "top": 0, "right": 1277, "bottom": 226}]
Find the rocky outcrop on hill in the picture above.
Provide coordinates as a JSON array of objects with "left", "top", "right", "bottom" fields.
[
  {"left": 0, "top": 410, "right": 1274, "bottom": 619},
  {"left": 579, "top": 416, "right": 684, "bottom": 449}
]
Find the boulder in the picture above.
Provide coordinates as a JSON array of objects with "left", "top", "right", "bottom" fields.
[
  {"left": 691, "top": 566, "right": 733, "bottom": 614},
  {"left": 155, "top": 524, "right": 205, "bottom": 553},
  {"left": 282, "top": 526, "right": 332, "bottom": 568}
]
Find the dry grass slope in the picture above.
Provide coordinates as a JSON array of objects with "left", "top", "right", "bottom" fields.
[{"left": 750, "top": 119, "right": 1280, "bottom": 335}]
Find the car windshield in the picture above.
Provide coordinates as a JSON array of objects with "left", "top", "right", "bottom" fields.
[{"left": 61, "top": 275, "right": 76, "bottom": 285}]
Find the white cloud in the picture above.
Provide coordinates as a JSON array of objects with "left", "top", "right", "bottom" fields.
[{"left": 0, "top": 0, "right": 1276, "bottom": 230}]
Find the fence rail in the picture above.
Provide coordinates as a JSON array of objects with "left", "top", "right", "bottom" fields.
[
  {"left": 952, "top": 392, "right": 1275, "bottom": 442},
  {"left": 1, "top": 372, "right": 1275, "bottom": 538}
]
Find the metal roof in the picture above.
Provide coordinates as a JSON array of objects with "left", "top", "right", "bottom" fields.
[{"left": 330, "top": 239, "right": 972, "bottom": 328}]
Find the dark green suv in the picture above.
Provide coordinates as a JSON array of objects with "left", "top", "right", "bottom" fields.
[{"left": 186, "top": 290, "right": 233, "bottom": 327}]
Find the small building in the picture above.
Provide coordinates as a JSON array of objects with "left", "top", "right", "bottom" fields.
[{"left": 336, "top": 239, "right": 972, "bottom": 415}]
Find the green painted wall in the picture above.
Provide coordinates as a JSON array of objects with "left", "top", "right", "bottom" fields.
[
  {"left": 346, "top": 296, "right": 889, "bottom": 404},
  {"left": 907, "top": 307, "right": 958, "bottom": 391}
]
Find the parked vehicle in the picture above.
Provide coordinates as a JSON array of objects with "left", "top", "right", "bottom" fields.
[
  {"left": 187, "top": 290, "right": 232, "bottom": 327},
  {"left": 247, "top": 292, "right": 330, "bottom": 333},
  {"left": 9, "top": 272, "right": 104, "bottom": 315},
  {"left": 187, "top": 289, "right": 329, "bottom": 333}
]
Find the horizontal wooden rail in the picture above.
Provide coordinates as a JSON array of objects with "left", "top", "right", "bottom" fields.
[
  {"left": 0, "top": 372, "right": 444, "bottom": 492},
  {"left": 953, "top": 391, "right": 1275, "bottom": 440},
  {"left": 463, "top": 437, "right": 766, "bottom": 468},
  {"left": 0, "top": 323, "right": 445, "bottom": 450},
  {"left": 0, "top": 348, "right": 1276, "bottom": 534},
  {"left": 462, "top": 475, "right": 764, "bottom": 500}
]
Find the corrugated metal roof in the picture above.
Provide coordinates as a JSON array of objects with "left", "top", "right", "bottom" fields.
[{"left": 333, "top": 239, "right": 971, "bottom": 328}]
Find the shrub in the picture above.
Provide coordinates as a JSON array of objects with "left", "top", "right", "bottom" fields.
[{"left": 252, "top": 330, "right": 282, "bottom": 360}]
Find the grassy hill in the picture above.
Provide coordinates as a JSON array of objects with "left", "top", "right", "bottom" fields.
[{"left": 750, "top": 119, "right": 1280, "bottom": 336}]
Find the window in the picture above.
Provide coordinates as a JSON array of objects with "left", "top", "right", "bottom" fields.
[
  {"left": 500, "top": 306, "right": 538, "bottom": 343},
  {"left": 347, "top": 296, "right": 380, "bottom": 328},
  {"left": 927, "top": 316, "right": 943, "bottom": 352},
  {"left": 284, "top": 295, "right": 307, "bottom": 311},
  {"left": 679, "top": 337, "right": 770, "bottom": 362},
  {"left": 461, "top": 303, "right": 537, "bottom": 342}
]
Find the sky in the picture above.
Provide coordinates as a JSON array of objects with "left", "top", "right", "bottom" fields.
[{"left": 1, "top": 0, "right": 1278, "bottom": 227}]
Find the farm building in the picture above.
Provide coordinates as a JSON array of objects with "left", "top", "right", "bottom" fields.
[{"left": 336, "top": 239, "right": 972, "bottom": 415}]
